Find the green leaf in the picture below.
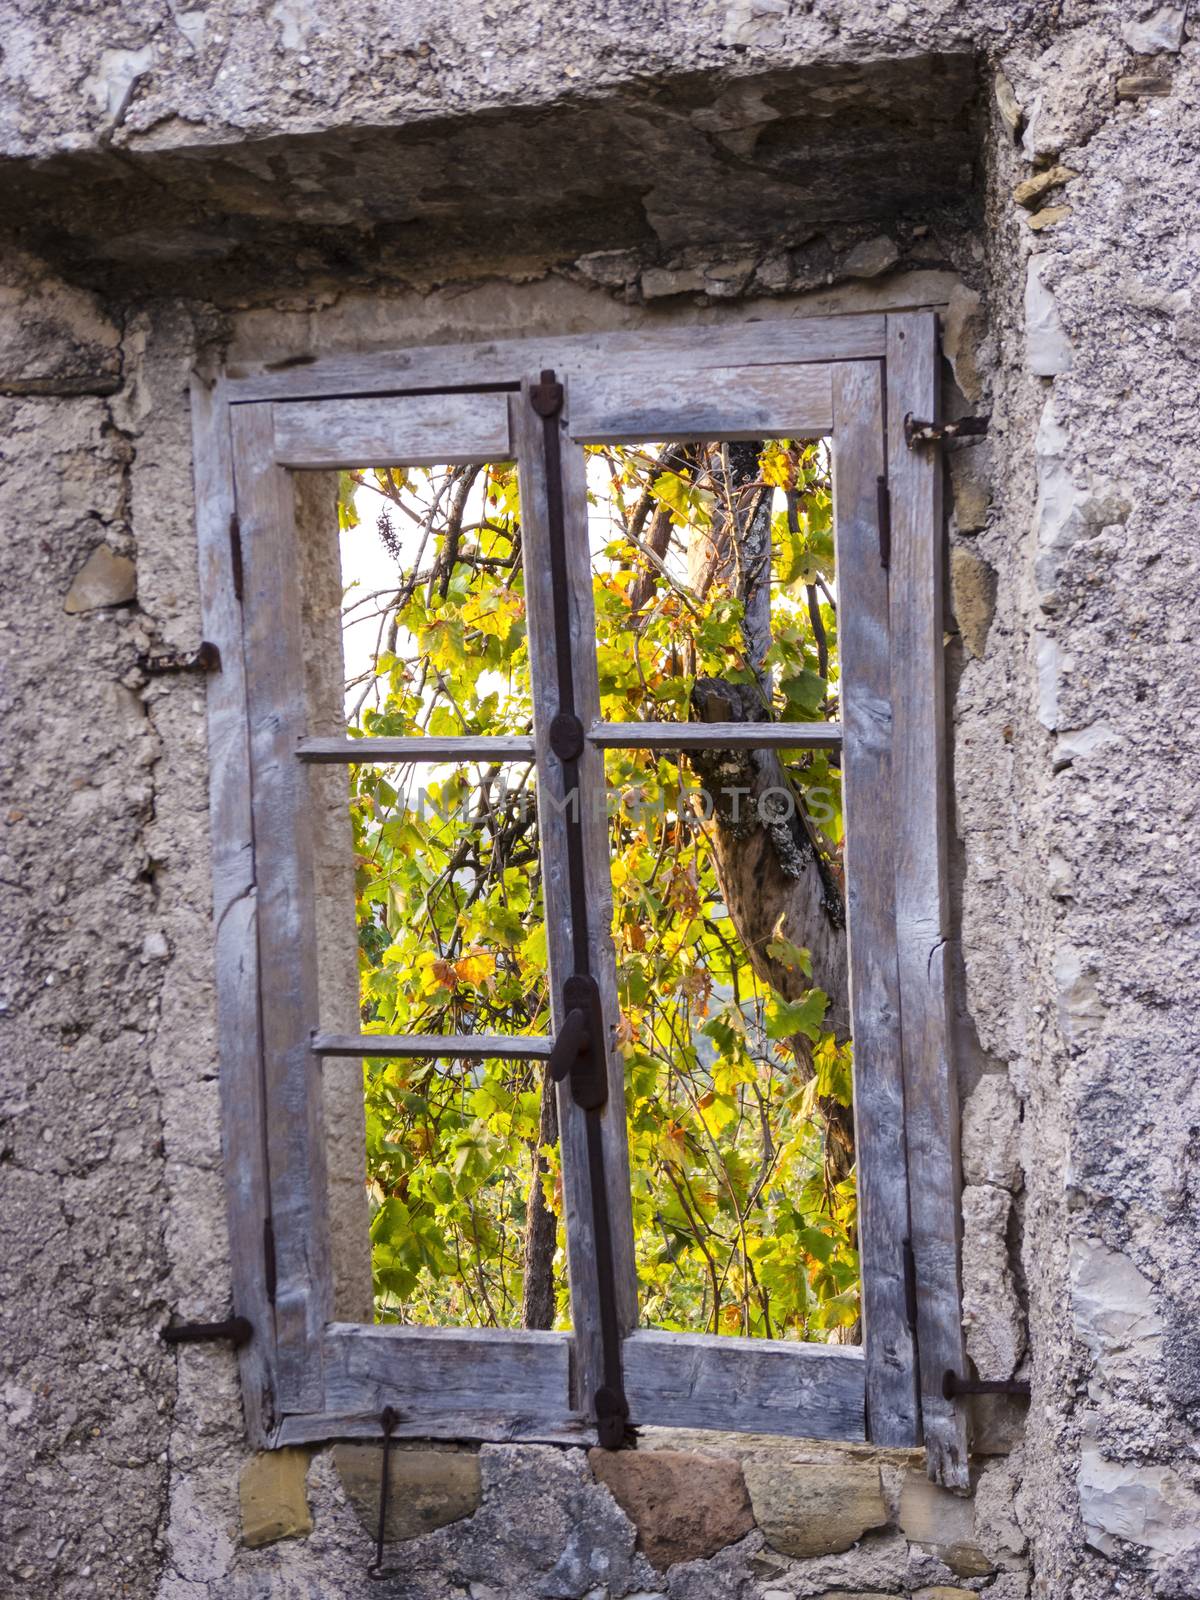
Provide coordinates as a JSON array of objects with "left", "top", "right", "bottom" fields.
[{"left": 765, "top": 988, "right": 829, "bottom": 1043}]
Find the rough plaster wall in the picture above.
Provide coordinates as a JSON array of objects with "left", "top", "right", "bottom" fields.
[
  {"left": 2, "top": 4, "right": 1200, "bottom": 1598},
  {"left": 979, "top": 23, "right": 1200, "bottom": 1599},
  {"left": 0, "top": 270, "right": 175, "bottom": 1594}
]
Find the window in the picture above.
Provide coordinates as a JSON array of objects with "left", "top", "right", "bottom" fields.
[{"left": 193, "top": 312, "right": 970, "bottom": 1488}]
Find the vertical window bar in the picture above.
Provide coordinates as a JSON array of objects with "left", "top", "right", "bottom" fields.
[{"left": 529, "top": 370, "right": 630, "bottom": 1450}]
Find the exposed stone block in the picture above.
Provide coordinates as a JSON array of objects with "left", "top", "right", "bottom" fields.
[
  {"left": 743, "top": 1458, "right": 888, "bottom": 1558},
  {"left": 1020, "top": 28, "right": 1113, "bottom": 160},
  {"left": 842, "top": 235, "right": 899, "bottom": 280},
  {"left": 1117, "top": 74, "right": 1172, "bottom": 98},
  {"left": 949, "top": 444, "right": 992, "bottom": 535},
  {"left": 1053, "top": 947, "right": 1106, "bottom": 1044},
  {"left": 0, "top": 251, "right": 121, "bottom": 397},
  {"left": 587, "top": 1447, "right": 754, "bottom": 1571},
  {"left": 1012, "top": 166, "right": 1077, "bottom": 209},
  {"left": 899, "top": 1469, "right": 992, "bottom": 1578},
  {"left": 962, "top": 1183, "right": 1025, "bottom": 1379},
  {"left": 640, "top": 267, "right": 706, "bottom": 300},
  {"left": 703, "top": 258, "right": 757, "bottom": 299},
  {"left": 1079, "top": 1438, "right": 1200, "bottom": 1561},
  {"left": 1068, "top": 1237, "right": 1163, "bottom": 1376},
  {"left": 574, "top": 250, "right": 642, "bottom": 289},
  {"left": 63, "top": 543, "right": 136, "bottom": 613},
  {"left": 811, "top": 1592, "right": 899, "bottom": 1599},
  {"left": 1121, "top": 7, "right": 1187, "bottom": 54},
  {"left": 994, "top": 72, "right": 1023, "bottom": 138},
  {"left": 334, "top": 1441, "right": 482, "bottom": 1541},
  {"left": 239, "top": 1448, "right": 313, "bottom": 1548},
  {"left": 1027, "top": 205, "right": 1070, "bottom": 232},
  {"left": 941, "top": 283, "right": 984, "bottom": 405},
  {"left": 961, "top": 1074, "right": 1021, "bottom": 1190},
  {"left": 1025, "top": 256, "right": 1072, "bottom": 377},
  {"left": 949, "top": 545, "right": 997, "bottom": 660}
]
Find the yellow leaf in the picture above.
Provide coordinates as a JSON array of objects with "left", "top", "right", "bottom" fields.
[{"left": 454, "top": 950, "right": 496, "bottom": 986}]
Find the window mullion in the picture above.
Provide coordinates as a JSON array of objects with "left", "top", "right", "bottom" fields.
[{"left": 512, "top": 382, "right": 638, "bottom": 1441}]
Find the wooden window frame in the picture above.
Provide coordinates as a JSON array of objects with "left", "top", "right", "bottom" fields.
[{"left": 192, "top": 312, "right": 970, "bottom": 1487}]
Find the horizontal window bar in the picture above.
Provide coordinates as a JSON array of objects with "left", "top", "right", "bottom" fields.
[
  {"left": 296, "top": 735, "right": 536, "bottom": 764},
  {"left": 311, "top": 1032, "right": 553, "bottom": 1060},
  {"left": 588, "top": 720, "right": 843, "bottom": 752}
]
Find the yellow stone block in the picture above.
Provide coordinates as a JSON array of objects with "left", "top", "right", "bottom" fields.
[{"left": 239, "top": 1448, "right": 314, "bottom": 1548}]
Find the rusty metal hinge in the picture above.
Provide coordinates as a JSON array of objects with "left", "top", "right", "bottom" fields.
[
  {"left": 161, "top": 1316, "right": 253, "bottom": 1348},
  {"left": 230, "top": 513, "right": 245, "bottom": 601},
  {"left": 904, "top": 413, "right": 988, "bottom": 449},
  {"left": 263, "top": 1216, "right": 277, "bottom": 1304},
  {"left": 139, "top": 640, "right": 221, "bottom": 675},
  {"left": 876, "top": 476, "right": 891, "bottom": 571}
]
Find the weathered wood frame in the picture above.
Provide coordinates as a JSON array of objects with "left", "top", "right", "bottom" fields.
[{"left": 192, "top": 311, "right": 969, "bottom": 1484}]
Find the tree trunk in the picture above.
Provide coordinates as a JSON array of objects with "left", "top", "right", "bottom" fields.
[
  {"left": 686, "top": 443, "right": 855, "bottom": 1183},
  {"left": 520, "top": 1066, "right": 560, "bottom": 1328}
]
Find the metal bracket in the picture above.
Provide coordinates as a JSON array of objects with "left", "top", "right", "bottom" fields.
[
  {"left": 942, "top": 1370, "right": 1030, "bottom": 1400},
  {"left": 140, "top": 640, "right": 222, "bottom": 675},
  {"left": 594, "top": 1383, "right": 632, "bottom": 1451},
  {"left": 549, "top": 710, "right": 585, "bottom": 762},
  {"left": 530, "top": 369, "right": 564, "bottom": 418},
  {"left": 876, "top": 475, "right": 891, "bottom": 571},
  {"left": 904, "top": 414, "right": 988, "bottom": 449},
  {"left": 368, "top": 1404, "right": 400, "bottom": 1579},
  {"left": 547, "top": 975, "right": 608, "bottom": 1110},
  {"left": 161, "top": 1316, "right": 253, "bottom": 1348}
]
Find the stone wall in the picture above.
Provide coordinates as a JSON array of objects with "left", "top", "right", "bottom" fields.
[{"left": 1, "top": 5, "right": 1199, "bottom": 1598}]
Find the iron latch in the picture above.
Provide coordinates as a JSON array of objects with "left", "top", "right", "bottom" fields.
[
  {"left": 161, "top": 1316, "right": 253, "bottom": 1348},
  {"left": 942, "top": 1370, "right": 1030, "bottom": 1400},
  {"left": 368, "top": 1405, "right": 400, "bottom": 1579},
  {"left": 139, "top": 640, "right": 222, "bottom": 675},
  {"left": 904, "top": 414, "right": 988, "bottom": 449}
]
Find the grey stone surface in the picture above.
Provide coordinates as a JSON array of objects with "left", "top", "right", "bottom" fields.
[
  {"left": 1078, "top": 1438, "right": 1200, "bottom": 1563},
  {"left": 899, "top": 1469, "right": 990, "bottom": 1576},
  {"left": 1122, "top": 7, "right": 1188, "bottom": 54},
  {"left": 1025, "top": 254, "right": 1073, "bottom": 376},
  {"left": 961, "top": 1073, "right": 1022, "bottom": 1191},
  {"left": 842, "top": 235, "right": 900, "bottom": 279},
  {"left": 962, "top": 1183, "right": 1025, "bottom": 1380},
  {"left": 1069, "top": 1237, "right": 1164, "bottom": 1377},
  {"left": 2, "top": 7, "right": 1200, "bottom": 1600},
  {"left": 334, "top": 1442, "right": 482, "bottom": 1542}
]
